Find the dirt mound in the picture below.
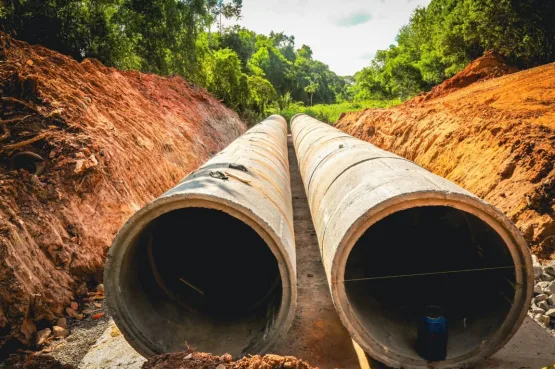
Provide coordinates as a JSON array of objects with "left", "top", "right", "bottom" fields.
[
  {"left": 0, "top": 34, "right": 245, "bottom": 353},
  {"left": 337, "top": 61, "right": 555, "bottom": 260},
  {"left": 142, "top": 352, "right": 316, "bottom": 369},
  {"left": 416, "top": 50, "right": 519, "bottom": 102}
]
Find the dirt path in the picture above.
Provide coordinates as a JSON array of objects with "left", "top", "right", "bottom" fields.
[{"left": 272, "top": 136, "right": 360, "bottom": 369}]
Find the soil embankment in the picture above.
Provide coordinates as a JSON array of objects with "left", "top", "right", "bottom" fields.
[
  {"left": 337, "top": 54, "right": 555, "bottom": 260},
  {"left": 0, "top": 34, "right": 245, "bottom": 352}
]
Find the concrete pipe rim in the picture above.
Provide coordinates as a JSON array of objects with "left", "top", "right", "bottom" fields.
[
  {"left": 329, "top": 192, "right": 533, "bottom": 369},
  {"left": 104, "top": 193, "right": 296, "bottom": 358}
]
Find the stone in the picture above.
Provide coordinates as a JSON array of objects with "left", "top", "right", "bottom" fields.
[
  {"left": 534, "top": 264, "right": 543, "bottom": 279},
  {"left": 96, "top": 284, "right": 105, "bottom": 293},
  {"left": 531, "top": 303, "right": 545, "bottom": 314},
  {"left": 534, "top": 284, "right": 543, "bottom": 294},
  {"left": 216, "top": 364, "right": 226, "bottom": 369},
  {"left": 547, "top": 281, "right": 555, "bottom": 295},
  {"left": 52, "top": 326, "right": 69, "bottom": 338},
  {"left": 542, "top": 273, "right": 555, "bottom": 282},
  {"left": 546, "top": 308, "right": 555, "bottom": 317},
  {"left": 184, "top": 354, "right": 193, "bottom": 360},
  {"left": 538, "top": 301, "right": 549, "bottom": 310},
  {"left": 548, "top": 295, "right": 555, "bottom": 306},
  {"left": 70, "top": 301, "right": 79, "bottom": 311},
  {"left": 544, "top": 262, "right": 555, "bottom": 277},
  {"left": 221, "top": 354, "right": 232, "bottom": 363},
  {"left": 537, "top": 314, "right": 551, "bottom": 325},
  {"left": 535, "top": 294, "right": 549, "bottom": 302},
  {"left": 537, "top": 281, "right": 552, "bottom": 293},
  {"left": 36, "top": 328, "right": 51, "bottom": 346},
  {"left": 56, "top": 317, "right": 67, "bottom": 329}
]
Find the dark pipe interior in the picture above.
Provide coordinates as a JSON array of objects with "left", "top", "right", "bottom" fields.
[
  {"left": 119, "top": 207, "right": 282, "bottom": 356},
  {"left": 344, "top": 206, "right": 516, "bottom": 361}
]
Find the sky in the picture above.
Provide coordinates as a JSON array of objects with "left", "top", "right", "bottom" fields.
[{"left": 224, "top": 0, "right": 432, "bottom": 76}]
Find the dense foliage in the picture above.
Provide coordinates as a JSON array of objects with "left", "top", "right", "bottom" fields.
[
  {"left": 0, "top": 0, "right": 347, "bottom": 121},
  {"left": 2, "top": 0, "right": 555, "bottom": 122},
  {"left": 350, "top": 0, "right": 555, "bottom": 100}
]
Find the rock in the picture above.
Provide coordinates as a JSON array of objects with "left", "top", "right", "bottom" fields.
[
  {"left": 542, "top": 273, "right": 555, "bottom": 282},
  {"left": 548, "top": 295, "right": 555, "bottom": 306},
  {"left": 531, "top": 303, "right": 545, "bottom": 314},
  {"left": 221, "top": 354, "right": 232, "bottom": 363},
  {"left": 537, "top": 314, "right": 551, "bottom": 325},
  {"left": 534, "top": 264, "right": 543, "bottom": 279},
  {"left": 56, "top": 317, "right": 67, "bottom": 329},
  {"left": 538, "top": 301, "right": 549, "bottom": 310},
  {"left": 216, "top": 364, "right": 226, "bottom": 369},
  {"left": 184, "top": 354, "right": 193, "bottom": 360},
  {"left": 534, "top": 284, "right": 543, "bottom": 294},
  {"left": 96, "top": 284, "right": 105, "bottom": 293},
  {"left": 537, "top": 281, "right": 552, "bottom": 292},
  {"left": 36, "top": 328, "right": 51, "bottom": 346},
  {"left": 546, "top": 308, "right": 555, "bottom": 317},
  {"left": 547, "top": 281, "right": 555, "bottom": 295},
  {"left": 70, "top": 301, "right": 79, "bottom": 311},
  {"left": 52, "top": 326, "right": 69, "bottom": 338},
  {"left": 535, "top": 294, "right": 549, "bottom": 303},
  {"left": 544, "top": 262, "right": 555, "bottom": 277}
]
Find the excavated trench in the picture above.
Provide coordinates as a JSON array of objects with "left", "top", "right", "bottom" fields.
[
  {"left": 344, "top": 206, "right": 516, "bottom": 361},
  {"left": 116, "top": 207, "right": 282, "bottom": 356}
]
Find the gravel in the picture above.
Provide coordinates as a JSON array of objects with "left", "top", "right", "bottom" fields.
[{"left": 530, "top": 259, "right": 555, "bottom": 335}]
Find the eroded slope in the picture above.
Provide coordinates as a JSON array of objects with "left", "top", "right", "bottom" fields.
[
  {"left": 337, "top": 60, "right": 555, "bottom": 260},
  {"left": 0, "top": 35, "right": 245, "bottom": 351}
]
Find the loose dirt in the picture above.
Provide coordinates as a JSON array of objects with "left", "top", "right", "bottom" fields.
[
  {"left": 142, "top": 352, "right": 316, "bottom": 369},
  {"left": 337, "top": 57, "right": 555, "bottom": 261},
  {"left": 0, "top": 33, "right": 245, "bottom": 355}
]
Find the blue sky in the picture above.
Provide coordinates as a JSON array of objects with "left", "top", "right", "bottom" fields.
[{"left": 224, "top": 0, "right": 432, "bottom": 76}]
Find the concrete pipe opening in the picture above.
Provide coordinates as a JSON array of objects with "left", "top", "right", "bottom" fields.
[
  {"left": 106, "top": 201, "right": 291, "bottom": 358},
  {"left": 335, "top": 200, "right": 531, "bottom": 368}
]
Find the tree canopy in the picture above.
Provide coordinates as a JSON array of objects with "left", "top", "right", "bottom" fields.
[
  {"left": 2, "top": 0, "right": 555, "bottom": 121},
  {"left": 350, "top": 0, "right": 555, "bottom": 101}
]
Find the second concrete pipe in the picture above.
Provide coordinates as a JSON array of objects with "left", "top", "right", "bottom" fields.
[
  {"left": 291, "top": 114, "right": 533, "bottom": 369},
  {"left": 105, "top": 115, "right": 296, "bottom": 358}
]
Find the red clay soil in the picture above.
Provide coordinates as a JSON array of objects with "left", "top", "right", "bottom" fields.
[
  {"left": 142, "top": 352, "right": 316, "bottom": 369},
  {"left": 337, "top": 56, "right": 555, "bottom": 261},
  {"left": 415, "top": 50, "right": 519, "bottom": 102},
  {"left": 0, "top": 34, "right": 245, "bottom": 352}
]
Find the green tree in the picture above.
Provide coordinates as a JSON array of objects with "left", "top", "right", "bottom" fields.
[
  {"left": 246, "top": 75, "right": 276, "bottom": 115},
  {"left": 205, "top": 48, "right": 249, "bottom": 110},
  {"left": 304, "top": 82, "right": 318, "bottom": 106}
]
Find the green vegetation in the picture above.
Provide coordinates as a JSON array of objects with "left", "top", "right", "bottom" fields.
[
  {"left": 1, "top": 0, "right": 554, "bottom": 123},
  {"left": 350, "top": 0, "right": 555, "bottom": 100},
  {"left": 273, "top": 99, "right": 401, "bottom": 125},
  {"left": 0, "top": 0, "right": 348, "bottom": 123}
]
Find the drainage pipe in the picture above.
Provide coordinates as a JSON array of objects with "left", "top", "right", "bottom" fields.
[
  {"left": 105, "top": 115, "right": 296, "bottom": 358},
  {"left": 290, "top": 114, "right": 533, "bottom": 369}
]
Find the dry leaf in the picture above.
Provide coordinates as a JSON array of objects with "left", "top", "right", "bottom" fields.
[{"left": 92, "top": 312, "right": 105, "bottom": 320}]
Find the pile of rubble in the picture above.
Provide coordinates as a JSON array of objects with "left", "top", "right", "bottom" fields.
[{"left": 531, "top": 256, "right": 555, "bottom": 333}]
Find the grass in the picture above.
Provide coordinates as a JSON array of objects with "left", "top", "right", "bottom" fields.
[{"left": 270, "top": 99, "right": 402, "bottom": 125}]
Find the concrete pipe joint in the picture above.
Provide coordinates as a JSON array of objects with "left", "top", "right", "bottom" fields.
[
  {"left": 105, "top": 115, "right": 296, "bottom": 358},
  {"left": 290, "top": 114, "right": 533, "bottom": 369}
]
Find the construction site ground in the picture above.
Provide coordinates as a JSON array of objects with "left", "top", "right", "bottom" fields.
[{"left": 14, "top": 136, "right": 555, "bottom": 369}]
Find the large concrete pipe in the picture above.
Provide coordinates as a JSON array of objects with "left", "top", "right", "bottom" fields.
[
  {"left": 105, "top": 115, "right": 296, "bottom": 359},
  {"left": 290, "top": 114, "right": 533, "bottom": 369}
]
